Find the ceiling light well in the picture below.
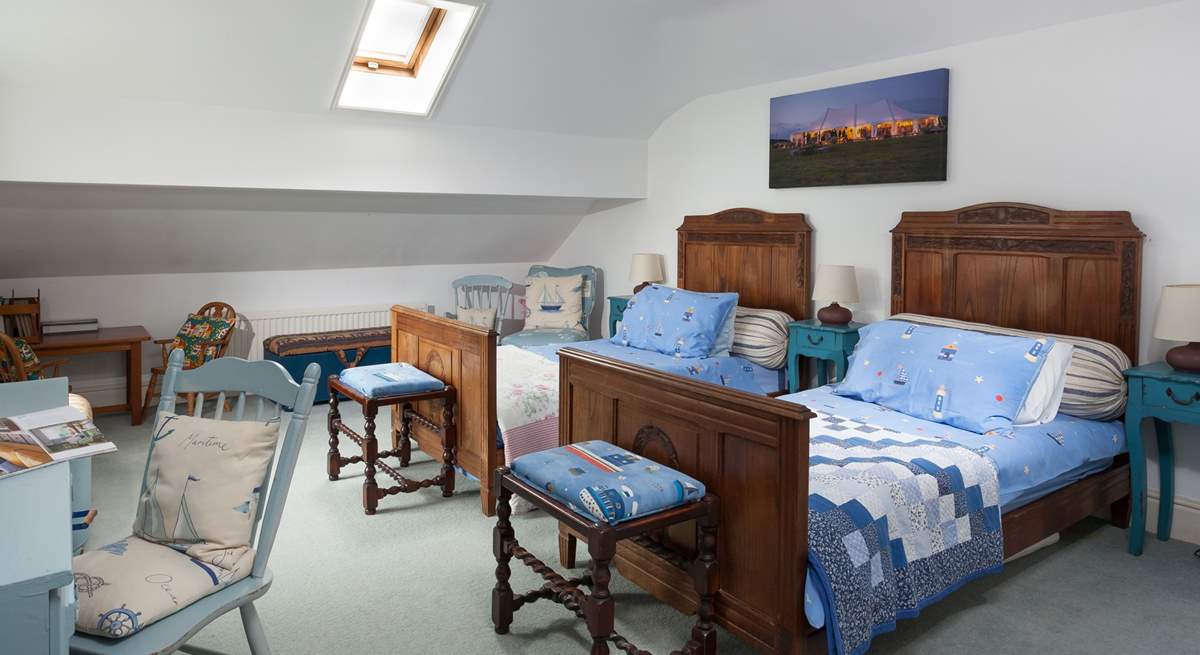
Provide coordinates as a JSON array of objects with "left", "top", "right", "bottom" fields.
[{"left": 335, "top": 0, "right": 483, "bottom": 117}]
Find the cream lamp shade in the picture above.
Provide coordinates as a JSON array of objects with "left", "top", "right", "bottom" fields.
[
  {"left": 629, "top": 253, "right": 665, "bottom": 293},
  {"left": 812, "top": 265, "right": 859, "bottom": 325},
  {"left": 1154, "top": 284, "right": 1200, "bottom": 372},
  {"left": 812, "top": 265, "right": 860, "bottom": 303}
]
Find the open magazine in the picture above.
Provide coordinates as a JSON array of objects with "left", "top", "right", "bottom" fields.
[{"left": 0, "top": 405, "right": 116, "bottom": 477}]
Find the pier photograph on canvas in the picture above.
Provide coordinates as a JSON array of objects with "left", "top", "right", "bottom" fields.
[{"left": 769, "top": 68, "right": 948, "bottom": 188}]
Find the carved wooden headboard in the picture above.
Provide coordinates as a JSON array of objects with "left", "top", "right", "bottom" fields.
[
  {"left": 677, "top": 208, "right": 813, "bottom": 319},
  {"left": 891, "top": 202, "right": 1144, "bottom": 363}
]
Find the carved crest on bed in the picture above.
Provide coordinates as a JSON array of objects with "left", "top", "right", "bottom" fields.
[
  {"left": 891, "top": 202, "right": 1144, "bottom": 363},
  {"left": 677, "top": 208, "right": 812, "bottom": 320}
]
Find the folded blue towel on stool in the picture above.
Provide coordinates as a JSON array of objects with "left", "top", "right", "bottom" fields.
[
  {"left": 511, "top": 440, "right": 706, "bottom": 525},
  {"left": 338, "top": 362, "right": 445, "bottom": 398}
]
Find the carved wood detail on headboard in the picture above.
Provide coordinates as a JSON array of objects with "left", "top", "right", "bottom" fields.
[
  {"left": 677, "top": 208, "right": 813, "bottom": 320},
  {"left": 891, "top": 202, "right": 1144, "bottom": 363}
]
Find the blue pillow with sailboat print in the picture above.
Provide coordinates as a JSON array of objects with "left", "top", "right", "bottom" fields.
[
  {"left": 833, "top": 320, "right": 1054, "bottom": 434},
  {"left": 511, "top": 440, "right": 706, "bottom": 525},
  {"left": 610, "top": 284, "right": 738, "bottom": 359}
]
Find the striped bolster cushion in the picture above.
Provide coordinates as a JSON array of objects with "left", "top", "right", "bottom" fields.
[
  {"left": 891, "top": 313, "right": 1130, "bottom": 421},
  {"left": 731, "top": 307, "right": 793, "bottom": 369}
]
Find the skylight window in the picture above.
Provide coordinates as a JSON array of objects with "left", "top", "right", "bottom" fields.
[{"left": 336, "top": 0, "right": 482, "bottom": 117}]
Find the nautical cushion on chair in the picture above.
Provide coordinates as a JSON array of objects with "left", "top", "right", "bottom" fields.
[
  {"left": 525, "top": 274, "right": 584, "bottom": 330},
  {"left": 511, "top": 440, "right": 706, "bottom": 525},
  {"left": 73, "top": 536, "right": 252, "bottom": 638},
  {"left": 338, "top": 362, "right": 445, "bottom": 398},
  {"left": 457, "top": 306, "right": 497, "bottom": 329},
  {"left": 133, "top": 413, "right": 279, "bottom": 566},
  {"left": 170, "top": 313, "right": 235, "bottom": 368}
]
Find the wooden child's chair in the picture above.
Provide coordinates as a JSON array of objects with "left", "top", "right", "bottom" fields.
[
  {"left": 0, "top": 332, "right": 68, "bottom": 383},
  {"left": 70, "top": 349, "right": 320, "bottom": 655},
  {"left": 142, "top": 301, "right": 238, "bottom": 422}
]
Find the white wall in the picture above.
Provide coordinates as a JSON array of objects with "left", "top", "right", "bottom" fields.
[
  {"left": 1, "top": 261, "right": 534, "bottom": 388},
  {"left": 0, "top": 87, "right": 646, "bottom": 199},
  {"left": 553, "top": 1, "right": 1200, "bottom": 536}
]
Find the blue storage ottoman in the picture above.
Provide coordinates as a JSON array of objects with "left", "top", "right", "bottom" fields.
[{"left": 263, "top": 327, "right": 391, "bottom": 403}]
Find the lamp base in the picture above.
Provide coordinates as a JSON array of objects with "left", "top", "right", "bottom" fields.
[
  {"left": 817, "top": 302, "right": 852, "bottom": 326},
  {"left": 1166, "top": 342, "right": 1200, "bottom": 373},
  {"left": 633, "top": 281, "right": 655, "bottom": 294}
]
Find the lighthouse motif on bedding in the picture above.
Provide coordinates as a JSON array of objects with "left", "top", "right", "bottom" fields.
[
  {"left": 510, "top": 440, "right": 706, "bottom": 525},
  {"left": 608, "top": 284, "right": 738, "bottom": 359},
  {"left": 834, "top": 320, "right": 1055, "bottom": 434}
]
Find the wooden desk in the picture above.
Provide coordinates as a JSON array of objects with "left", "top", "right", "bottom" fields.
[{"left": 36, "top": 326, "right": 151, "bottom": 425}]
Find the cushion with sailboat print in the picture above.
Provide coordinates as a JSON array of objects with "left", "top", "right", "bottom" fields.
[
  {"left": 72, "top": 535, "right": 253, "bottom": 638},
  {"left": 525, "top": 273, "right": 585, "bottom": 330},
  {"left": 132, "top": 413, "right": 279, "bottom": 566},
  {"left": 510, "top": 440, "right": 706, "bottom": 525}
]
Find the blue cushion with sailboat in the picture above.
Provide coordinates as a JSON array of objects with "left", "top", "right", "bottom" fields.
[
  {"left": 510, "top": 440, "right": 706, "bottom": 525},
  {"left": 610, "top": 284, "right": 738, "bottom": 359},
  {"left": 337, "top": 362, "right": 445, "bottom": 399}
]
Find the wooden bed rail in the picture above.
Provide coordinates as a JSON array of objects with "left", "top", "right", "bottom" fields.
[{"left": 557, "top": 347, "right": 815, "bottom": 655}]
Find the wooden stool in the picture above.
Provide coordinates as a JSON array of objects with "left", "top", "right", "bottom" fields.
[
  {"left": 326, "top": 375, "right": 456, "bottom": 515},
  {"left": 492, "top": 467, "right": 719, "bottom": 655}
]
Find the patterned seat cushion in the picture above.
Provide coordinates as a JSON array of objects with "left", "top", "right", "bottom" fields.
[
  {"left": 338, "top": 362, "right": 445, "bottom": 398},
  {"left": 73, "top": 536, "right": 252, "bottom": 638},
  {"left": 511, "top": 440, "right": 706, "bottom": 525},
  {"left": 171, "top": 313, "right": 235, "bottom": 368},
  {"left": 500, "top": 327, "right": 588, "bottom": 348}
]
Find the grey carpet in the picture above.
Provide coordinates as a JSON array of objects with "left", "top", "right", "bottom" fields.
[{"left": 86, "top": 405, "right": 1199, "bottom": 655}]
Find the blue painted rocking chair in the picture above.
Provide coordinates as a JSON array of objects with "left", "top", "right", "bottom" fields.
[
  {"left": 500, "top": 265, "right": 599, "bottom": 348},
  {"left": 70, "top": 349, "right": 320, "bottom": 655}
]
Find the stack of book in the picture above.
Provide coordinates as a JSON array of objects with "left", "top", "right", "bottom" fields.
[{"left": 41, "top": 318, "right": 100, "bottom": 335}]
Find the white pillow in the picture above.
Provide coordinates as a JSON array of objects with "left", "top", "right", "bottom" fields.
[
  {"left": 1015, "top": 342, "right": 1074, "bottom": 425},
  {"left": 458, "top": 307, "right": 497, "bottom": 329},
  {"left": 525, "top": 274, "right": 584, "bottom": 330}
]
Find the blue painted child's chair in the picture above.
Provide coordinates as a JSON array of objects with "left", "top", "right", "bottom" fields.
[
  {"left": 70, "top": 349, "right": 320, "bottom": 655},
  {"left": 446, "top": 275, "right": 517, "bottom": 334},
  {"left": 500, "top": 265, "right": 599, "bottom": 348}
]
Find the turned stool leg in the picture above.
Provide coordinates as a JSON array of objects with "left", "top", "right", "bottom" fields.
[
  {"left": 585, "top": 533, "right": 616, "bottom": 655},
  {"left": 362, "top": 405, "right": 380, "bottom": 515},
  {"left": 492, "top": 475, "right": 515, "bottom": 634},
  {"left": 686, "top": 496, "right": 719, "bottom": 655},
  {"left": 326, "top": 379, "right": 342, "bottom": 481},
  {"left": 399, "top": 402, "right": 413, "bottom": 468},
  {"left": 440, "top": 395, "right": 457, "bottom": 497}
]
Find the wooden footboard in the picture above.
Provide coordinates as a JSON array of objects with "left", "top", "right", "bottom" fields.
[
  {"left": 557, "top": 347, "right": 815, "bottom": 655},
  {"left": 391, "top": 305, "right": 500, "bottom": 516}
]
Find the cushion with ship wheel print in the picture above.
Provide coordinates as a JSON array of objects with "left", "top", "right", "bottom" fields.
[{"left": 510, "top": 440, "right": 706, "bottom": 525}]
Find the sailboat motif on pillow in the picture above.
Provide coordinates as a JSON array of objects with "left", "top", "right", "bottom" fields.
[{"left": 538, "top": 284, "right": 564, "bottom": 312}]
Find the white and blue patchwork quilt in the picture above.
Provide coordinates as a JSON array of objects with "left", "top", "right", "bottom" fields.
[{"left": 806, "top": 407, "right": 1004, "bottom": 655}]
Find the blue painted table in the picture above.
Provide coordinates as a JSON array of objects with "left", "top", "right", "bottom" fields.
[
  {"left": 607, "top": 295, "right": 632, "bottom": 338},
  {"left": 1122, "top": 362, "right": 1197, "bottom": 555},
  {"left": 786, "top": 320, "right": 863, "bottom": 393}
]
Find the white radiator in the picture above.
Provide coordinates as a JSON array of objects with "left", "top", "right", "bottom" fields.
[{"left": 230, "top": 303, "right": 426, "bottom": 360}]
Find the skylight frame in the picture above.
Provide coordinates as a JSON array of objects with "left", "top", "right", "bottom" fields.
[
  {"left": 351, "top": 5, "right": 446, "bottom": 78},
  {"left": 334, "top": 0, "right": 485, "bottom": 118}
]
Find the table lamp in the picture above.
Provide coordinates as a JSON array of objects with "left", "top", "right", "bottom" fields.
[
  {"left": 813, "top": 264, "right": 859, "bottom": 325},
  {"left": 1155, "top": 284, "right": 1200, "bottom": 373},
  {"left": 630, "top": 253, "right": 665, "bottom": 294}
]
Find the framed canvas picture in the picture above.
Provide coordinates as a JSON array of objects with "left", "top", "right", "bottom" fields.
[{"left": 769, "top": 68, "right": 949, "bottom": 188}]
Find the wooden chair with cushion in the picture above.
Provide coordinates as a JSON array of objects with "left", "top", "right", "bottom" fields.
[
  {"left": 0, "top": 332, "right": 68, "bottom": 383},
  {"left": 142, "top": 302, "right": 238, "bottom": 423},
  {"left": 70, "top": 349, "right": 320, "bottom": 655},
  {"left": 446, "top": 275, "right": 517, "bottom": 334},
  {"left": 499, "top": 265, "right": 598, "bottom": 348}
]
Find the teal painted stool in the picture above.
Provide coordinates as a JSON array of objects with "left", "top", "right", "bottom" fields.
[{"left": 1122, "top": 362, "right": 1196, "bottom": 555}]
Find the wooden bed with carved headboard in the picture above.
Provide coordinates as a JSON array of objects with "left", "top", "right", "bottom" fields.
[
  {"left": 389, "top": 207, "right": 813, "bottom": 517},
  {"left": 556, "top": 202, "right": 1141, "bottom": 655}
]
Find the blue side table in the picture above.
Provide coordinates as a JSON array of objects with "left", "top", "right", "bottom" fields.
[
  {"left": 786, "top": 320, "right": 863, "bottom": 393},
  {"left": 1123, "top": 362, "right": 1195, "bottom": 555},
  {"left": 607, "top": 295, "right": 632, "bottom": 338}
]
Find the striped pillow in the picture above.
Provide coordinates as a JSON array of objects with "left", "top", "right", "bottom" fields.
[
  {"left": 731, "top": 307, "right": 793, "bottom": 369},
  {"left": 891, "top": 314, "right": 1130, "bottom": 420}
]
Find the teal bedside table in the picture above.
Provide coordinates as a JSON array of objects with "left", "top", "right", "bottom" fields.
[
  {"left": 608, "top": 295, "right": 632, "bottom": 338},
  {"left": 787, "top": 320, "right": 864, "bottom": 393},
  {"left": 1123, "top": 362, "right": 1195, "bottom": 555}
]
